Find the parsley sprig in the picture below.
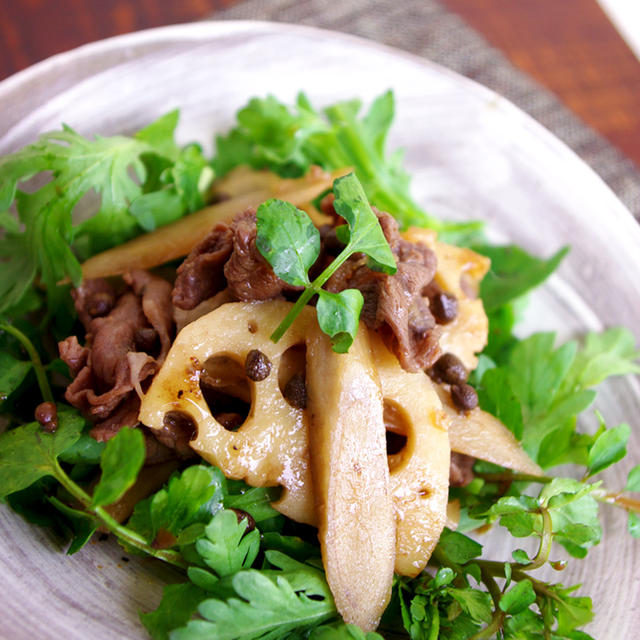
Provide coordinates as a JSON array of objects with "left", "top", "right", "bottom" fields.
[
  {"left": 256, "top": 172, "right": 397, "bottom": 352},
  {"left": 0, "top": 111, "right": 212, "bottom": 316}
]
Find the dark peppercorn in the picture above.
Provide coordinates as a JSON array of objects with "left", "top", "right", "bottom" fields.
[
  {"left": 283, "top": 373, "right": 307, "bottom": 409},
  {"left": 431, "top": 353, "right": 468, "bottom": 386},
  {"left": 245, "top": 349, "right": 272, "bottom": 381},
  {"left": 163, "top": 411, "right": 197, "bottom": 441},
  {"left": 431, "top": 291, "right": 459, "bottom": 324},
  {"left": 451, "top": 384, "right": 478, "bottom": 412},
  {"left": 229, "top": 508, "right": 256, "bottom": 532},
  {"left": 35, "top": 401, "right": 58, "bottom": 432}
]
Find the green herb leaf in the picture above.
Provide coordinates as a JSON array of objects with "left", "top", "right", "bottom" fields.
[
  {"left": 224, "top": 485, "right": 282, "bottom": 524},
  {"left": 173, "top": 551, "right": 335, "bottom": 640},
  {"left": 150, "top": 465, "right": 226, "bottom": 537},
  {"left": 257, "top": 173, "right": 395, "bottom": 351},
  {"left": 475, "top": 245, "right": 568, "bottom": 311},
  {"left": 195, "top": 509, "right": 260, "bottom": 577},
  {"left": 140, "top": 583, "right": 207, "bottom": 640},
  {"left": 316, "top": 289, "right": 364, "bottom": 353},
  {"left": 625, "top": 464, "right": 640, "bottom": 492},
  {"left": 448, "top": 588, "right": 493, "bottom": 623},
  {"left": 331, "top": 173, "right": 396, "bottom": 274},
  {"left": 437, "top": 528, "right": 483, "bottom": 564},
  {"left": 499, "top": 579, "right": 536, "bottom": 614},
  {"left": 0, "top": 351, "right": 31, "bottom": 402},
  {"left": 91, "top": 427, "right": 145, "bottom": 507},
  {"left": 0, "top": 112, "right": 183, "bottom": 313},
  {"left": 586, "top": 422, "right": 630, "bottom": 477},
  {"left": 214, "top": 91, "right": 479, "bottom": 236},
  {"left": 0, "top": 411, "right": 84, "bottom": 498},
  {"left": 58, "top": 433, "right": 106, "bottom": 465},
  {"left": 256, "top": 199, "right": 320, "bottom": 286}
]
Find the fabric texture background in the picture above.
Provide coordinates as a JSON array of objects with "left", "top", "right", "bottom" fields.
[{"left": 213, "top": 0, "right": 640, "bottom": 220}]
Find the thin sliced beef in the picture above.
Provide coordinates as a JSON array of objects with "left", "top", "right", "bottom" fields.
[
  {"left": 224, "top": 208, "right": 296, "bottom": 301},
  {"left": 172, "top": 224, "right": 233, "bottom": 310},
  {"left": 60, "top": 272, "right": 176, "bottom": 446},
  {"left": 72, "top": 279, "right": 118, "bottom": 331},
  {"left": 327, "top": 211, "right": 440, "bottom": 372},
  {"left": 124, "top": 269, "right": 174, "bottom": 362}
]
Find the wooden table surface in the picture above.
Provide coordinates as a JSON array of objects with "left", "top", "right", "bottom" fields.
[{"left": 2, "top": 0, "right": 640, "bottom": 168}]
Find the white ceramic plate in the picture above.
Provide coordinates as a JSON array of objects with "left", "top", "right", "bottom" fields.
[{"left": 1, "top": 21, "right": 639, "bottom": 639}]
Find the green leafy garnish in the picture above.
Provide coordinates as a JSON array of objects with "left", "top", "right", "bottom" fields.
[
  {"left": 91, "top": 427, "right": 145, "bottom": 507},
  {"left": 173, "top": 551, "right": 336, "bottom": 640},
  {"left": 474, "top": 244, "right": 569, "bottom": 312},
  {"left": 474, "top": 329, "right": 640, "bottom": 467},
  {"left": 0, "top": 411, "right": 84, "bottom": 497},
  {"left": 256, "top": 172, "right": 395, "bottom": 352},
  {"left": 214, "top": 91, "right": 481, "bottom": 240},
  {"left": 0, "top": 110, "right": 211, "bottom": 315}
]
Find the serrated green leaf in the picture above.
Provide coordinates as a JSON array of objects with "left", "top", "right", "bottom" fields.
[
  {"left": 195, "top": 509, "right": 260, "bottom": 578},
  {"left": 173, "top": 560, "right": 335, "bottom": 640},
  {"left": 151, "top": 465, "right": 226, "bottom": 537},
  {"left": 91, "top": 427, "right": 145, "bottom": 507}
]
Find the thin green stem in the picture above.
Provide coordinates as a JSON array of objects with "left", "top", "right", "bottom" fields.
[
  {"left": 469, "top": 568, "right": 505, "bottom": 640},
  {"left": 0, "top": 322, "right": 54, "bottom": 403},
  {"left": 475, "top": 471, "right": 554, "bottom": 485},
  {"left": 522, "top": 508, "right": 553, "bottom": 571},
  {"left": 270, "top": 248, "right": 354, "bottom": 343},
  {"left": 52, "top": 459, "right": 187, "bottom": 569}
]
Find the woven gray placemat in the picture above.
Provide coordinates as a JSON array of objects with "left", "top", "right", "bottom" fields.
[{"left": 213, "top": 0, "right": 640, "bottom": 220}]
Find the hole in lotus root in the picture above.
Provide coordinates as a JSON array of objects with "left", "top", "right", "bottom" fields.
[
  {"left": 200, "top": 355, "right": 251, "bottom": 431},
  {"left": 384, "top": 399, "right": 410, "bottom": 470},
  {"left": 278, "top": 344, "right": 307, "bottom": 408}
]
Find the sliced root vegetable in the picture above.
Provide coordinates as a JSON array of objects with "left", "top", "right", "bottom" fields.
[
  {"left": 371, "top": 334, "right": 450, "bottom": 578},
  {"left": 306, "top": 324, "right": 395, "bottom": 631},
  {"left": 438, "top": 387, "right": 543, "bottom": 476},
  {"left": 446, "top": 500, "right": 461, "bottom": 531},
  {"left": 81, "top": 168, "right": 344, "bottom": 280},
  {"left": 403, "top": 227, "right": 490, "bottom": 370},
  {"left": 138, "top": 301, "right": 317, "bottom": 525}
]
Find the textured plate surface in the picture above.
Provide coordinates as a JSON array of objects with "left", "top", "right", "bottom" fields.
[{"left": 1, "top": 21, "right": 639, "bottom": 639}]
